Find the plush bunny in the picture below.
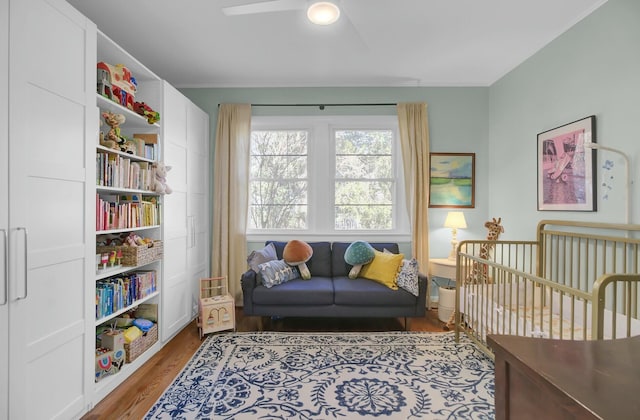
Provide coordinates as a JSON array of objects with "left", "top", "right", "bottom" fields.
[{"left": 152, "top": 162, "right": 172, "bottom": 194}]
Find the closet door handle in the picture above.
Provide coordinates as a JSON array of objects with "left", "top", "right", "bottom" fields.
[
  {"left": 15, "top": 227, "right": 28, "bottom": 300},
  {"left": 0, "top": 229, "right": 6, "bottom": 306}
]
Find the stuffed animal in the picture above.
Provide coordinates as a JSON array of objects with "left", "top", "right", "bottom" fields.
[
  {"left": 102, "top": 111, "right": 127, "bottom": 150},
  {"left": 152, "top": 162, "right": 172, "bottom": 194},
  {"left": 99, "top": 131, "right": 118, "bottom": 150},
  {"left": 124, "top": 232, "right": 148, "bottom": 247},
  {"left": 99, "top": 118, "right": 118, "bottom": 150},
  {"left": 120, "top": 139, "right": 137, "bottom": 155},
  {"left": 283, "top": 240, "right": 313, "bottom": 279}
]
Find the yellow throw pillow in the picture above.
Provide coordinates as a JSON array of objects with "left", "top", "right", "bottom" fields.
[{"left": 359, "top": 249, "right": 404, "bottom": 290}]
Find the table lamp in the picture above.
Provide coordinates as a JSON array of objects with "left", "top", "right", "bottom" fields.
[{"left": 444, "top": 211, "right": 467, "bottom": 260}]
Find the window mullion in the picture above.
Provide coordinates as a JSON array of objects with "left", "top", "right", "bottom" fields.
[{"left": 308, "top": 121, "right": 332, "bottom": 233}]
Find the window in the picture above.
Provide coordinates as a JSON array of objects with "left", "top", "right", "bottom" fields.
[
  {"left": 249, "top": 115, "right": 408, "bottom": 239},
  {"left": 249, "top": 130, "right": 308, "bottom": 229},
  {"left": 335, "top": 129, "right": 394, "bottom": 230}
]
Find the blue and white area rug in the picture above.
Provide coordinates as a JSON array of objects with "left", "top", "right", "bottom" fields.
[{"left": 145, "top": 332, "right": 494, "bottom": 419}]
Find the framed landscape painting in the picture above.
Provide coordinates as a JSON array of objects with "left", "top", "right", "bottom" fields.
[
  {"left": 429, "top": 153, "right": 475, "bottom": 208},
  {"left": 537, "top": 116, "right": 596, "bottom": 211}
]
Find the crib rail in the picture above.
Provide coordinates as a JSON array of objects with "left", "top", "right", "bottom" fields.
[
  {"left": 453, "top": 220, "right": 640, "bottom": 358},
  {"left": 593, "top": 273, "right": 640, "bottom": 339}
]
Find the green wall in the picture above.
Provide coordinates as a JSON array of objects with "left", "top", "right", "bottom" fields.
[{"left": 488, "top": 0, "right": 640, "bottom": 239}]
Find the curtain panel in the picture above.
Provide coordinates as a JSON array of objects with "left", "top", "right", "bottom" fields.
[
  {"left": 212, "top": 104, "right": 252, "bottom": 303},
  {"left": 397, "top": 103, "right": 430, "bottom": 273}
]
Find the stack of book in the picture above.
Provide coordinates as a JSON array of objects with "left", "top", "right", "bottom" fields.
[
  {"left": 96, "top": 270, "right": 157, "bottom": 320},
  {"left": 96, "top": 152, "right": 155, "bottom": 191},
  {"left": 96, "top": 194, "right": 159, "bottom": 231}
]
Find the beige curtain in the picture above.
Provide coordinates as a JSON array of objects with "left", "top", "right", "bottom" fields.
[
  {"left": 212, "top": 104, "right": 252, "bottom": 304},
  {"left": 397, "top": 103, "right": 430, "bottom": 272}
]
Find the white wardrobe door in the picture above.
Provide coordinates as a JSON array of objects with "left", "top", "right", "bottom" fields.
[
  {"left": 8, "top": 0, "right": 94, "bottom": 418},
  {"left": 161, "top": 82, "right": 191, "bottom": 340},
  {"left": 187, "top": 102, "right": 210, "bottom": 313}
]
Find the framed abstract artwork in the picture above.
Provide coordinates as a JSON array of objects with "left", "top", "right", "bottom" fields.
[
  {"left": 429, "top": 153, "right": 475, "bottom": 208},
  {"left": 537, "top": 115, "right": 596, "bottom": 211}
]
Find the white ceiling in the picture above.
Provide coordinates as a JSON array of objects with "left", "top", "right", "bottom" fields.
[{"left": 66, "top": 0, "right": 608, "bottom": 88}]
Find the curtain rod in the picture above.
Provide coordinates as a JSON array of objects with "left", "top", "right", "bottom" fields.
[{"left": 219, "top": 103, "right": 397, "bottom": 110}]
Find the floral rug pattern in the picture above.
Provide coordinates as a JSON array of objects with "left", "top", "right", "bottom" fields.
[{"left": 145, "top": 332, "right": 494, "bottom": 419}]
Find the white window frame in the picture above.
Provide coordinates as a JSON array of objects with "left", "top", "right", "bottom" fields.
[{"left": 247, "top": 115, "right": 410, "bottom": 243}]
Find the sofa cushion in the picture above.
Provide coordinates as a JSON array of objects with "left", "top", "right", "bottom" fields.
[
  {"left": 247, "top": 242, "right": 277, "bottom": 272},
  {"left": 332, "top": 242, "right": 400, "bottom": 277},
  {"left": 359, "top": 249, "right": 403, "bottom": 289},
  {"left": 257, "top": 259, "right": 300, "bottom": 288},
  {"left": 396, "top": 258, "right": 420, "bottom": 297},
  {"left": 252, "top": 276, "right": 334, "bottom": 305},
  {"left": 268, "top": 241, "right": 332, "bottom": 277},
  {"left": 333, "top": 277, "right": 416, "bottom": 306},
  {"left": 383, "top": 249, "right": 420, "bottom": 297}
]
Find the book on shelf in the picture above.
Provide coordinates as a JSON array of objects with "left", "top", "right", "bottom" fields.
[
  {"left": 134, "top": 133, "right": 158, "bottom": 160},
  {"left": 96, "top": 193, "right": 159, "bottom": 231},
  {"left": 96, "top": 270, "right": 158, "bottom": 321},
  {"left": 96, "top": 151, "right": 156, "bottom": 190}
]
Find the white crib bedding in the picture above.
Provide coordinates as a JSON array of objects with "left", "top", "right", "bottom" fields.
[{"left": 459, "top": 285, "right": 591, "bottom": 341}]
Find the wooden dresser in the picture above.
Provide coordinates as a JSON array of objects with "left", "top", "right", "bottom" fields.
[{"left": 487, "top": 334, "right": 640, "bottom": 420}]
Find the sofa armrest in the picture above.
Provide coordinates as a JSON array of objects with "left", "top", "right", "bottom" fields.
[{"left": 241, "top": 269, "right": 258, "bottom": 314}]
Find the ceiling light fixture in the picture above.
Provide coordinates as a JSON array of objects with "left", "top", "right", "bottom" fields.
[{"left": 307, "top": 1, "right": 340, "bottom": 25}]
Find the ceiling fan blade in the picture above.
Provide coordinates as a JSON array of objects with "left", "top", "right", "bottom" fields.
[{"left": 222, "top": 0, "right": 305, "bottom": 16}]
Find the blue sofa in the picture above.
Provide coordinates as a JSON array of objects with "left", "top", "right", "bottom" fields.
[{"left": 241, "top": 241, "right": 427, "bottom": 329}]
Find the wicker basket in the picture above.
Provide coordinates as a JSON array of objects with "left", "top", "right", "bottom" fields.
[
  {"left": 124, "top": 323, "right": 158, "bottom": 363},
  {"left": 97, "top": 240, "right": 163, "bottom": 267}
]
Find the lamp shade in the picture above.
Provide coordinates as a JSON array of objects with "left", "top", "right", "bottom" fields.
[
  {"left": 307, "top": 1, "right": 340, "bottom": 25},
  {"left": 444, "top": 212, "right": 467, "bottom": 229}
]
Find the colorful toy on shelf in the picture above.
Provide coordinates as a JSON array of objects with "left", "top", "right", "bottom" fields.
[
  {"left": 124, "top": 232, "right": 153, "bottom": 247},
  {"left": 95, "top": 346, "right": 125, "bottom": 382},
  {"left": 99, "top": 116, "right": 119, "bottom": 151},
  {"left": 97, "top": 61, "right": 137, "bottom": 109},
  {"left": 97, "top": 66, "right": 113, "bottom": 100},
  {"left": 102, "top": 111, "right": 134, "bottom": 154},
  {"left": 134, "top": 101, "right": 161, "bottom": 125},
  {"left": 120, "top": 139, "right": 137, "bottom": 155},
  {"left": 152, "top": 162, "right": 172, "bottom": 195}
]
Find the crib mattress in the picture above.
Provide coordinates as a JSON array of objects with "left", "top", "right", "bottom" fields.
[{"left": 460, "top": 286, "right": 591, "bottom": 341}]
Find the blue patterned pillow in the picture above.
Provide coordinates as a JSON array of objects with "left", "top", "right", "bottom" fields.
[
  {"left": 383, "top": 248, "right": 419, "bottom": 296},
  {"left": 258, "top": 259, "right": 300, "bottom": 288},
  {"left": 397, "top": 258, "right": 420, "bottom": 296}
]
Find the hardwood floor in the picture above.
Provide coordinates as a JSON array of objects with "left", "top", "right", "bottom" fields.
[{"left": 83, "top": 308, "right": 446, "bottom": 419}]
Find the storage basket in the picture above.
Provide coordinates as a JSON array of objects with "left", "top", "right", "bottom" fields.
[
  {"left": 124, "top": 323, "right": 158, "bottom": 362},
  {"left": 97, "top": 240, "right": 163, "bottom": 267}
]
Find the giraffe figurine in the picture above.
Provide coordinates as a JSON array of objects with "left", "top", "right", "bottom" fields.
[
  {"left": 472, "top": 217, "right": 504, "bottom": 283},
  {"left": 445, "top": 217, "right": 504, "bottom": 328},
  {"left": 480, "top": 217, "right": 504, "bottom": 262}
]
